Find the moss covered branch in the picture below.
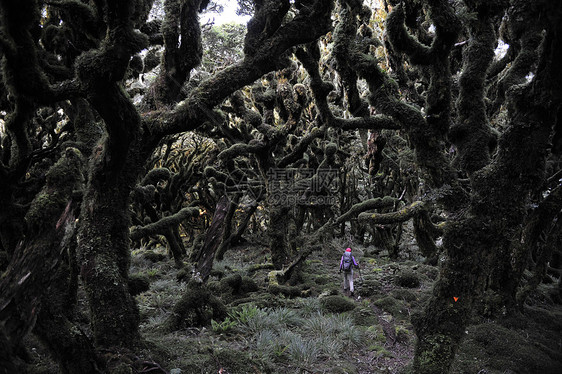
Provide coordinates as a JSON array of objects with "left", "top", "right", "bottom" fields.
[
  {"left": 358, "top": 200, "right": 426, "bottom": 225},
  {"left": 449, "top": 1, "right": 506, "bottom": 173},
  {"left": 335, "top": 196, "right": 398, "bottom": 225},
  {"left": 147, "top": 0, "right": 335, "bottom": 140},
  {"left": 278, "top": 126, "right": 326, "bottom": 167},
  {"left": 385, "top": 3, "right": 432, "bottom": 65},
  {"left": 488, "top": 0, "right": 543, "bottom": 117},
  {"left": 143, "top": 0, "right": 203, "bottom": 108},
  {"left": 0, "top": 0, "right": 84, "bottom": 104},
  {"left": 332, "top": 4, "right": 372, "bottom": 118},
  {"left": 130, "top": 206, "right": 199, "bottom": 241}
]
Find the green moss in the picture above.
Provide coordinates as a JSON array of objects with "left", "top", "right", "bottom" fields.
[
  {"left": 216, "top": 274, "right": 259, "bottom": 303},
  {"left": 350, "top": 306, "right": 379, "bottom": 326},
  {"left": 357, "top": 276, "right": 383, "bottom": 297},
  {"left": 321, "top": 295, "right": 356, "bottom": 313},
  {"left": 25, "top": 192, "right": 67, "bottom": 229},
  {"left": 395, "top": 268, "right": 421, "bottom": 288},
  {"left": 203, "top": 348, "right": 273, "bottom": 374},
  {"left": 220, "top": 273, "right": 243, "bottom": 292},
  {"left": 241, "top": 276, "right": 259, "bottom": 293},
  {"left": 165, "top": 280, "right": 227, "bottom": 330},
  {"left": 268, "top": 284, "right": 302, "bottom": 298},
  {"left": 314, "top": 274, "right": 332, "bottom": 285},
  {"left": 395, "top": 325, "right": 410, "bottom": 343},
  {"left": 391, "top": 288, "right": 418, "bottom": 303},
  {"left": 415, "top": 334, "right": 455, "bottom": 373},
  {"left": 176, "top": 267, "right": 191, "bottom": 282},
  {"left": 365, "top": 324, "right": 386, "bottom": 345},
  {"left": 474, "top": 289, "right": 504, "bottom": 318},
  {"left": 453, "top": 321, "right": 562, "bottom": 374},
  {"left": 374, "top": 296, "right": 409, "bottom": 320},
  {"left": 415, "top": 264, "right": 439, "bottom": 280}
]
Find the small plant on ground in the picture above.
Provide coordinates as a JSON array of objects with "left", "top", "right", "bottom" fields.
[
  {"left": 211, "top": 316, "right": 238, "bottom": 334},
  {"left": 229, "top": 303, "right": 259, "bottom": 324}
]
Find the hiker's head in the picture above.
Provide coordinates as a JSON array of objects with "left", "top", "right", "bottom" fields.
[{"left": 346, "top": 248, "right": 351, "bottom": 252}]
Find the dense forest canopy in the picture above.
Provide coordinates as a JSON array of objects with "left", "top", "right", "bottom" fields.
[{"left": 0, "top": 0, "right": 561, "bottom": 373}]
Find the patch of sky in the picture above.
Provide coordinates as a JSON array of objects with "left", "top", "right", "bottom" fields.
[{"left": 495, "top": 39, "right": 509, "bottom": 60}]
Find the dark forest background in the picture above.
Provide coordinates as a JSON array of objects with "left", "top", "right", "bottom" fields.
[{"left": 1, "top": 0, "right": 562, "bottom": 373}]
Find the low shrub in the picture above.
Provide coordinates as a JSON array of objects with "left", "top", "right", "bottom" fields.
[
  {"left": 395, "top": 268, "right": 421, "bottom": 288},
  {"left": 321, "top": 295, "right": 356, "bottom": 313}
]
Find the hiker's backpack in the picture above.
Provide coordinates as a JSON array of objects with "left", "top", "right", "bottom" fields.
[{"left": 342, "top": 252, "right": 353, "bottom": 272}]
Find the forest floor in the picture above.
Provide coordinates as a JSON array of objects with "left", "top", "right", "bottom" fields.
[{"left": 27, "top": 237, "right": 562, "bottom": 374}]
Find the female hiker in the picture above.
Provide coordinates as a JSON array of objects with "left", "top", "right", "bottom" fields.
[{"left": 339, "top": 247, "right": 359, "bottom": 296}]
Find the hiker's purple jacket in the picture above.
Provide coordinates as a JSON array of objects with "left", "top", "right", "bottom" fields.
[{"left": 339, "top": 254, "right": 358, "bottom": 270}]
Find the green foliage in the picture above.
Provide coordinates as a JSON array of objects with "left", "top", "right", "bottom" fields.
[
  {"left": 283, "top": 331, "right": 320, "bottom": 365},
  {"left": 229, "top": 303, "right": 260, "bottom": 325},
  {"left": 145, "top": 268, "right": 160, "bottom": 279},
  {"left": 268, "top": 284, "right": 302, "bottom": 297},
  {"left": 201, "top": 22, "right": 246, "bottom": 69},
  {"left": 350, "top": 305, "right": 379, "bottom": 326},
  {"left": 294, "top": 298, "right": 322, "bottom": 317},
  {"left": 211, "top": 316, "right": 237, "bottom": 334},
  {"left": 395, "top": 325, "right": 410, "bottom": 343}
]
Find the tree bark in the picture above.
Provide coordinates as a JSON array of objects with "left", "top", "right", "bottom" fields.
[
  {"left": 269, "top": 204, "right": 291, "bottom": 269},
  {"left": 195, "top": 195, "right": 229, "bottom": 281}
]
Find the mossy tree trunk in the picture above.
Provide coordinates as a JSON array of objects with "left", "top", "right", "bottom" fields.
[
  {"left": 0, "top": 149, "right": 101, "bottom": 373},
  {"left": 216, "top": 196, "right": 259, "bottom": 260},
  {"left": 74, "top": 0, "right": 148, "bottom": 349},
  {"left": 77, "top": 140, "right": 144, "bottom": 348},
  {"left": 194, "top": 195, "right": 229, "bottom": 280},
  {"left": 143, "top": 0, "right": 203, "bottom": 108},
  {"left": 269, "top": 204, "right": 291, "bottom": 269}
]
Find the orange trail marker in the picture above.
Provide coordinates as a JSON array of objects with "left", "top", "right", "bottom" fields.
[{"left": 453, "top": 297, "right": 459, "bottom": 302}]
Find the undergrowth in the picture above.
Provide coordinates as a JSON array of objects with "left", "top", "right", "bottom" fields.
[{"left": 25, "top": 239, "right": 560, "bottom": 374}]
